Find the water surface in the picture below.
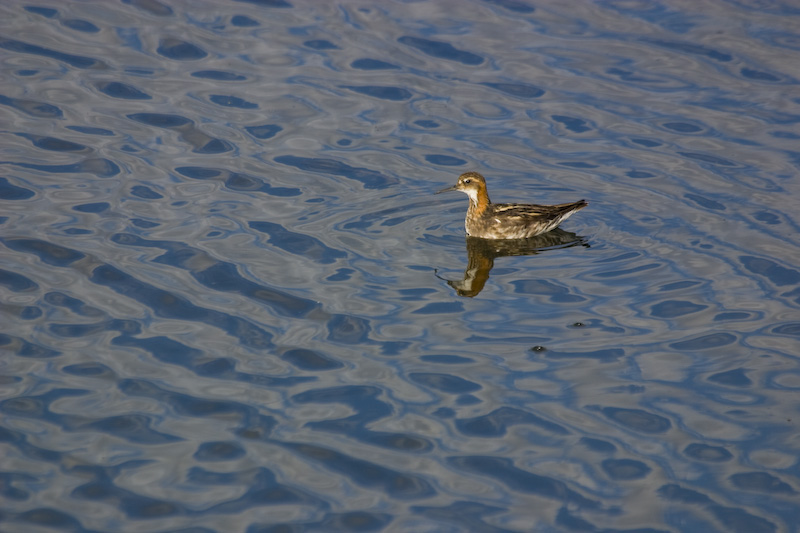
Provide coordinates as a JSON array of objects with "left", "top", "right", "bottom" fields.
[{"left": 2, "top": 1, "right": 800, "bottom": 531}]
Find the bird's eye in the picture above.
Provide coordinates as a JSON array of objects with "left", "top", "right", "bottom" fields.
[{"left": 463, "top": 178, "right": 471, "bottom": 184}]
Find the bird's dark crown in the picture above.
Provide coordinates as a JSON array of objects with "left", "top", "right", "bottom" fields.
[{"left": 455, "top": 171, "right": 486, "bottom": 190}]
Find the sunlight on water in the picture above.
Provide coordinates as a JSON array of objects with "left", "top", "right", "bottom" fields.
[{"left": 1, "top": 0, "right": 799, "bottom": 531}]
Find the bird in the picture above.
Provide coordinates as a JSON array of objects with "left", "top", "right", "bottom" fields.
[{"left": 436, "top": 171, "right": 587, "bottom": 239}]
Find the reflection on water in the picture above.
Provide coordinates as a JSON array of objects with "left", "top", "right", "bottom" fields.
[
  {"left": 442, "top": 230, "right": 588, "bottom": 297},
  {"left": 2, "top": 0, "right": 800, "bottom": 531}
]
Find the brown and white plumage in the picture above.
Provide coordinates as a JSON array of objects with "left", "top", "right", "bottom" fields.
[{"left": 436, "top": 171, "right": 587, "bottom": 239}]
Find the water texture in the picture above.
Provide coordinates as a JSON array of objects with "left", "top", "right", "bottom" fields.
[{"left": 1, "top": 0, "right": 800, "bottom": 531}]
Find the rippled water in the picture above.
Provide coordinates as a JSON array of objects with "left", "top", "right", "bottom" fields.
[{"left": 2, "top": 0, "right": 800, "bottom": 531}]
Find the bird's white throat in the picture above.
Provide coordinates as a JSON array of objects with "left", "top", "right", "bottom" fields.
[{"left": 464, "top": 188, "right": 480, "bottom": 207}]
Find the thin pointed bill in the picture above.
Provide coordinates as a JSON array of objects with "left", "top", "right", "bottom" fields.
[{"left": 436, "top": 184, "right": 458, "bottom": 194}]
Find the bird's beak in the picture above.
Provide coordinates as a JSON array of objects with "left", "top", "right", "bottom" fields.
[{"left": 436, "top": 184, "right": 458, "bottom": 194}]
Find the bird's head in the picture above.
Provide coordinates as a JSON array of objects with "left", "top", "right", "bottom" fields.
[{"left": 436, "top": 172, "right": 487, "bottom": 205}]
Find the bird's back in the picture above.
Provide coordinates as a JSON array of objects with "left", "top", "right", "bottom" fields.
[{"left": 467, "top": 200, "right": 587, "bottom": 239}]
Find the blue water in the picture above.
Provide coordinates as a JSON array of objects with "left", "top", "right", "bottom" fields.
[{"left": 2, "top": 1, "right": 800, "bottom": 531}]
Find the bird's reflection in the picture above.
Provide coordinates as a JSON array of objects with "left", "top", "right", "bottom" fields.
[{"left": 441, "top": 229, "right": 588, "bottom": 297}]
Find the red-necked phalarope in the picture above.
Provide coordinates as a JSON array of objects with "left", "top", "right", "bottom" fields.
[{"left": 436, "top": 171, "right": 588, "bottom": 239}]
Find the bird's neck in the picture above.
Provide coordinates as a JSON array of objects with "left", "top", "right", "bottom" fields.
[{"left": 467, "top": 189, "right": 490, "bottom": 216}]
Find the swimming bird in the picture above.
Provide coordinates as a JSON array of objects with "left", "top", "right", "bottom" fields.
[{"left": 436, "top": 171, "right": 587, "bottom": 239}]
